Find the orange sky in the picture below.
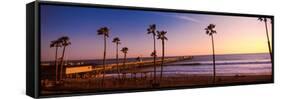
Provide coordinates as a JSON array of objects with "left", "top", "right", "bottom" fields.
[{"left": 163, "top": 15, "right": 272, "bottom": 56}]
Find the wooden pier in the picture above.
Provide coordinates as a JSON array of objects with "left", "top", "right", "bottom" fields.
[{"left": 66, "top": 56, "right": 193, "bottom": 75}]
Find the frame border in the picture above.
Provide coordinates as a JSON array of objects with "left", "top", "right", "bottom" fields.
[{"left": 35, "top": 1, "right": 274, "bottom": 98}]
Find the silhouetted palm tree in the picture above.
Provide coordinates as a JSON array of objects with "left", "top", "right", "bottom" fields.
[
  {"left": 58, "top": 36, "right": 71, "bottom": 81},
  {"left": 157, "top": 30, "right": 168, "bottom": 81},
  {"left": 150, "top": 51, "right": 157, "bottom": 57},
  {"left": 97, "top": 27, "right": 109, "bottom": 87},
  {"left": 113, "top": 37, "right": 121, "bottom": 79},
  {"left": 121, "top": 47, "right": 128, "bottom": 77},
  {"left": 205, "top": 24, "right": 217, "bottom": 84},
  {"left": 50, "top": 39, "right": 62, "bottom": 82},
  {"left": 258, "top": 17, "right": 272, "bottom": 61},
  {"left": 147, "top": 24, "right": 157, "bottom": 83}
]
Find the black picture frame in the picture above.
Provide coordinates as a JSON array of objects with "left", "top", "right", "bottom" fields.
[{"left": 26, "top": 1, "right": 274, "bottom": 98}]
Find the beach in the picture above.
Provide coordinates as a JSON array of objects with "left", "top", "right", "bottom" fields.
[
  {"left": 41, "top": 74, "right": 272, "bottom": 95},
  {"left": 40, "top": 53, "right": 273, "bottom": 95}
]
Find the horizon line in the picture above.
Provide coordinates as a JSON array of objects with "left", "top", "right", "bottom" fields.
[{"left": 41, "top": 52, "right": 270, "bottom": 62}]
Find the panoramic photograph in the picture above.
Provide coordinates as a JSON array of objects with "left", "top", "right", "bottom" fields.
[{"left": 40, "top": 4, "right": 273, "bottom": 95}]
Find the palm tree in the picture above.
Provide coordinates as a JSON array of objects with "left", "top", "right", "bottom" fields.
[
  {"left": 50, "top": 39, "right": 62, "bottom": 82},
  {"left": 147, "top": 24, "right": 157, "bottom": 83},
  {"left": 205, "top": 24, "right": 217, "bottom": 84},
  {"left": 97, "top": 27, "right": 109, "bottom": 87},
  {"left": 258, "top": 17, "right": 272, "bottom": 61},
  {"left": 121, "top": 47, "right": 128, "bottom": 78},
  {"left": 157, "top": 30, "right": 168, "bottom": 81},
  {"left": 112, "top": 37, "right": 121, "bottom": 80},
  {"left": 58, "top": 36, "right": 71, "bottom": 81}
]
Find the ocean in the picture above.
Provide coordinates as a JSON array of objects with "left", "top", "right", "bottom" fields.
[
  {"left": 42, "top": 53, "right": 272, "bottom": 78},
  {"left": 137, "top": 53, "right": 272, "bottom": 76}
]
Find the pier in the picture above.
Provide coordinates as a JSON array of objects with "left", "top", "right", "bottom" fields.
[{"left": 65, "top": 56, "right": 193, "bottom": 76}]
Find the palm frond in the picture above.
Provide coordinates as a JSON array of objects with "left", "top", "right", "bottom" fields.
[
  {"left": 121, "top": 47, "right": 128, "bottom": 53},
  {"left": 58, "top": 36, "right": 71, "bottom": 46},
  {"left": 97, "top": 27, "right": 110, "bottom": 37},
  {"left": 150, "top": 51, "right": 157, "bottom": 57},
  {"left": 50, "top": 40, "right": 56, "bottom": 48},
  {"left": 157, "top": 30, "right": 168, "bottom": 41},
  {"left": 258, "top": 17, "right": 264, "bottom": 21},
  {"left": 147, "top": 24, "right": 156, "bottom": 35},
  {"left": 113, "top": 37, "right": 121, "bottom": 45},
  {"left": 205, "top": 24, "right": 217, "bottom": 36}
]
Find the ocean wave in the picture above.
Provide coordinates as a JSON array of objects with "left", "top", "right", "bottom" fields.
[{"left": 167, "top": 60, "right": 271, "bottom": 66}]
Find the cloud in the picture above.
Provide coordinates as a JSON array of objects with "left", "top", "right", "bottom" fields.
[
  {"left": 171, "top": 15, "right": 202, "bottom": 23},
  {"left": 147, "top": 12, "right": 202, "bottom": 23}
]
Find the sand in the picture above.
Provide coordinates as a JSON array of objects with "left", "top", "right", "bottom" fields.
[{"left": 41, "top": 74, "right": 272, "bottom": 95}]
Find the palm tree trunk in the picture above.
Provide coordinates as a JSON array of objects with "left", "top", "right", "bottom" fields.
[
  {"left": 264, "top": 21, "right": 272, "bottom": 61},
  {"left": 153, "top": 34, "right": 156, "bottom": 84},
  {"left": 102, "top": 35, "right": 106, "bottom": 87},
  {"left": 160, "top": 40, "right": 164, "bottom": 81},
  {"left": 60, "top": 46, "right": 66, "bottom": 81},
  {"left": 55, "top": 47, "right": 58, "bottom": 82},
  {"left": 123, "top": 53, "right": 127, "bottom": 79},
  {"left": 116, "top": 44, "right": 120, "bottom": 80},
  {"left": 211, "top": 35, "right": 216, "bottom": 84},
  {"left": 135, "top": 62, "right": 137, "bottom": 80}
]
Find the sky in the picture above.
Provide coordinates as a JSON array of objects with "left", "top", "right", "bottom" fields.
[{"left": 40, "top": 4, "right": 272, "bottom": 61}]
